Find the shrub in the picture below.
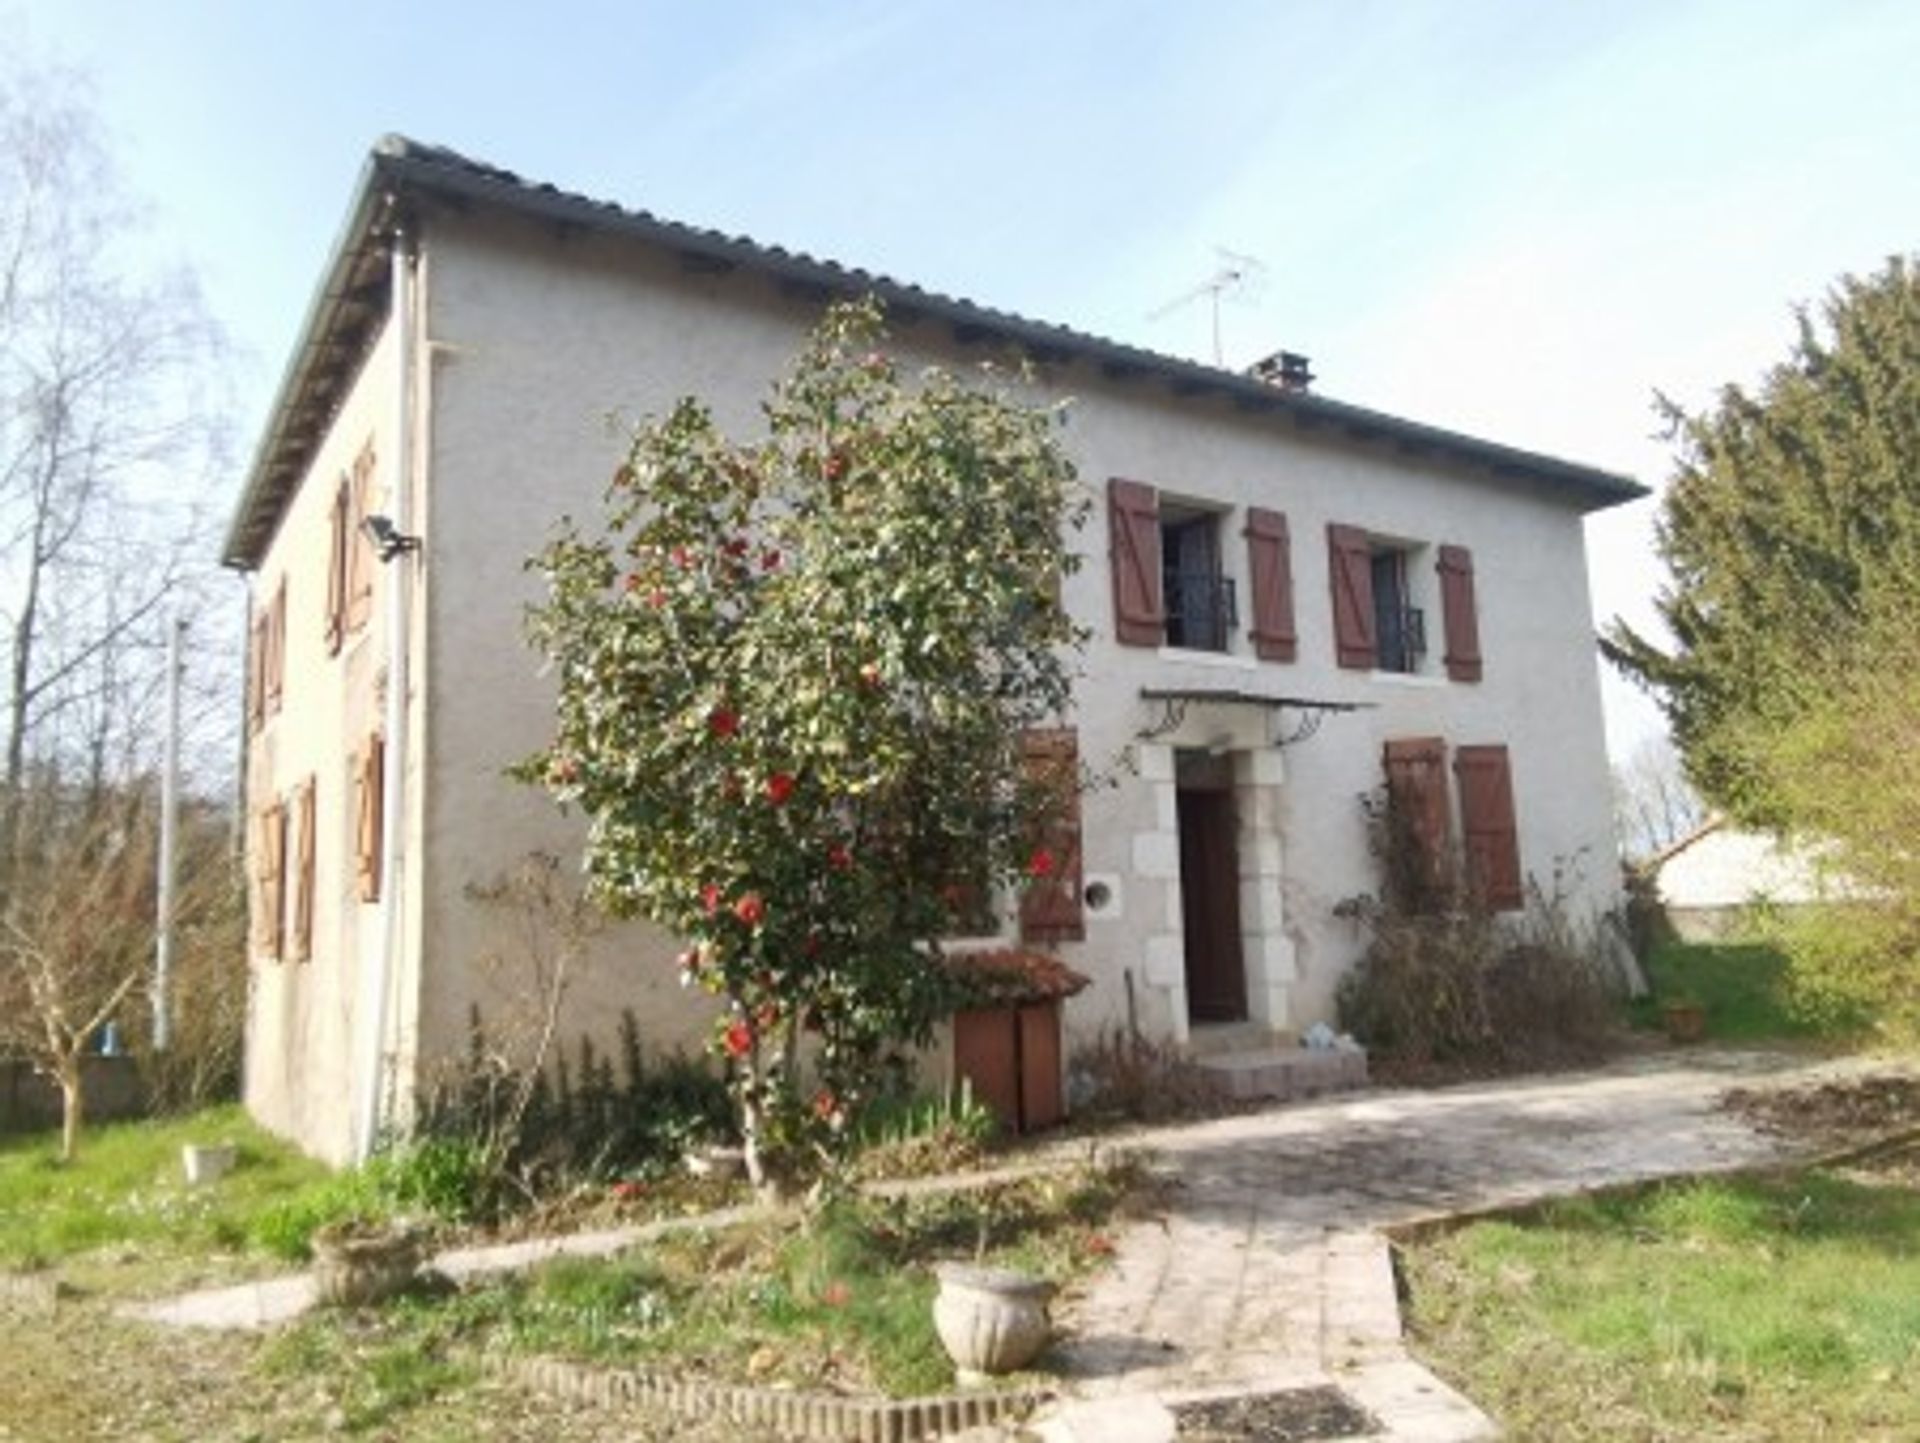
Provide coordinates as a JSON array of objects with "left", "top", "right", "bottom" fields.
[
  {"left": 418, "top": 1007, "right": 733, "bottom": 1194},
  {"left": 1067, "top": 1025, "right": 1224, "bottom": 1123},
  {"left": 1337, "top": 799, "right": 1619, "bottom": 1070}
]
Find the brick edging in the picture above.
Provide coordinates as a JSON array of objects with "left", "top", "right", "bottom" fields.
[{"left": 498, "top": 1352, "right": 1050, "bottom": 1442}]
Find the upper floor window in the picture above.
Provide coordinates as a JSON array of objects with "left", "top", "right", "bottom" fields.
[
  {"left": 1160, "top": 504, "right": 1234, "bottom": 652},
  {"left": 1330, "top": 524, "right": 1481, "bottom": 682},
  {"left": 1369, "top": 545, "right": 1426, "bottom": 674},
  {"left": 1111, "top": 479, "right": 1297, "bottom": 660}
]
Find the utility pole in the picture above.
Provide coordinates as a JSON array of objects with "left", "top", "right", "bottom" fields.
[{"left": 154, "top": 613, "right": 185, "bottom": 1052}]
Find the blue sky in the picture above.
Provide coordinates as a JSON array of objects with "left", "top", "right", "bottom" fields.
[{"left": 15, "top": 0, "right": 1920, "bottom": 755}]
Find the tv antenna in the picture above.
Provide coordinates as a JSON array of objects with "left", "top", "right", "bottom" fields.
[{"left": 1148, "top": 248, "right": 1267, "bottom": 366}]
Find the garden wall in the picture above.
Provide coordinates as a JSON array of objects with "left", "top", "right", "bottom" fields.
[{"left": 0, "top": 1057, "right": 144, "bottom": 1135}]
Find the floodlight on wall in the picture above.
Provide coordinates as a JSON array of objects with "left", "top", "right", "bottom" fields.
[{"left": 361, "top": 513, "right": 421, "bottom": 563}]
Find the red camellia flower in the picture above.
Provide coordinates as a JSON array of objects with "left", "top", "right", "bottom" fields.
[
  {"left": 646, "top": 588, "right": 668, "bottom": 610},
  {"left": 722, "top": 1020, "right": 753, "bottom": 1058},
  {"left": 765, "top": 772, "right": 796, "bottom": 806},
  {"left": 812, "top": 1089, "right": 838, "bottom": 1120},
  {"left": 733, "top": 892, "right": 765, "bottom": 926},
  {"left": 760, "top": 549, "right": 781, "bottom": 572},
  {"left": 622, "top": 572, "right": 643, "bottom": 593},
  {"left": 671, "top": 545, "right": 693, "bottom": 570},
  {"left": 1027, "top": 847, "right": 1056, "bottom": 878},
  {"left": 701, "top": 883, "right": 723, "bottom": 916},
  {"left": 708, "top": 706, "right": 740, "bottom": 738},
  {"left": 827, "top": 843, "right": 853, "bottom": 872},
  {"left": 723, "top": 536, "right": 750, "bottom": 558}
]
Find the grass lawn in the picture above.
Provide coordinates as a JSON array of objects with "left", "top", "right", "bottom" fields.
[
  {"left": 0, "top": 1104, "right": 332, "bottom": 1275},
  {"left": 1401, "top": 1166, "right": 1920, "bottom": 1441},
  {"left": 1634, "top": 939, "right": 1867, "bottom": 1043}
]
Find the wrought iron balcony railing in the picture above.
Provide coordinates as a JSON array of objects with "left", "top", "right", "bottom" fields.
[
  {"left": 1377, "top": 605, "right": 1426, "bottom": 673},
  {"left": 1163, "top": 570, "right": 1237, "bottom": 652}
]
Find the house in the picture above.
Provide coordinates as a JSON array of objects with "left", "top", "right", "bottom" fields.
[
  {"left": 1652, "top": 816, "right": 1852, "bottom": 940},
  {"left": 224, "top": 137, "right": 1644, "bottom": 1163}
]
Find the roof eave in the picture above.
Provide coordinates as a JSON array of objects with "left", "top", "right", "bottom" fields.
[{"left": 220, "top": 139, "right": 1646, "bottom": 572}]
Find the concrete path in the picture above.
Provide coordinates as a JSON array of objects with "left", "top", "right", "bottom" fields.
[
  {"left": 123, "top": 1047, "right": 1895, "bottom": 1439},
  {"left": 1035, "top": 1047, "right": 1891, "bottom": 1440}
]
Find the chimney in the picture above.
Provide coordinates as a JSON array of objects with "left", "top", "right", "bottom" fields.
[{"left": 1248, "top": 350, "right": 1315, "bottom": 393}]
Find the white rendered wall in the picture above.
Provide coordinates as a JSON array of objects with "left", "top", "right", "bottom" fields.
[{"left": 405, "top": 202, "right": 1624, "bottom": 1076}]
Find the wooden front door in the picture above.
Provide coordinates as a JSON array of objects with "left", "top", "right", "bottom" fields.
[{"left": 1178, "top": 784, "right": 1247, "bottom": 1022}]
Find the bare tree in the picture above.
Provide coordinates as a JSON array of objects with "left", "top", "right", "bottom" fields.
[
  {"left": 0, "top": 52, "right": 236, "bottom": 1155},
  {"left": 0, "top": 54, "right": 229, "bottom": 832},
  {"left": 1612, "top": 733, "right": 1708, "bottom": 866}
]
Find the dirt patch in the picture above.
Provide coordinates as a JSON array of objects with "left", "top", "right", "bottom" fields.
[
  {"left": 1172, "top": 1385, "right": 1379, "bottom": 1441},
  {"left": 1721, "top": 1071, "right": 1920, "bottom": 1153}
]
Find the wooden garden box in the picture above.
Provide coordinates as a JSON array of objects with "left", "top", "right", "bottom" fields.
[{"left": 946, "top": 949, "right": 1089, "bottom": 1135}]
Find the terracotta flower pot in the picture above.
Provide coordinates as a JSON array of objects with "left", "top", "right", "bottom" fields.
[
  {"left": 932, "top": 1263, "right": 1057, "bottom": 1382},
  {"left": 1663, "top": 1001, "right": 1707, "bottom": 1043},
  {"left": 310, "top": 1221, "right": 423, "bottom": 1308}
]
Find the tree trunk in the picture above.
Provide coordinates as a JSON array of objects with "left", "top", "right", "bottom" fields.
[{"left": 57, "top": 1055, "right": 83, "bottom": 1163}]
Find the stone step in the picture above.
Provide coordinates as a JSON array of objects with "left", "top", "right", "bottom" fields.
[
  {"left": 1193, "top": 1046, "right": 1369, "bottom": 1103},
  {"left": 1183, "top": 1021, "right": 1297, "bottom": 1059}
]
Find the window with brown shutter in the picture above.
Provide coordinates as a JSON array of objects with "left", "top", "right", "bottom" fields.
[
  {"left": 1244, "top": 507, "right": 1296, "bottom": 662},
  {"left": 355, "top": 734, "right": 385, "bottom": 903},
  {"left": 263, "top": 581, "right": 287, "bottom": 716},
  {"left": 292, "top": 778, "right": 316, "bottom": 961},
  {"left": 1455, "top": 744, "right": 1523, "bottom": 911},
  {"left": 253, "top": 802, "right": 287, "bottom": 960},
  {"left": 1382, "top": 737, "right": 1450, "bottom": 905},
  {"left": 1018, "top": 727, "right": 1084, "bottom": 944},
  {"left": 345, "top": 441, "right": 377, "bottom": 634},
  {"left": 1437, "top": 545, "right": 1483, "bottom": 683},
  {"left": 1328, "top": 523, "right": 1377, "bottom": 669},
  {"left": 1108, "top": 478, "right": 1163, "bottom": 647},
  {"left": 324, "top": 479, "right": 350, "bottom": 656}
]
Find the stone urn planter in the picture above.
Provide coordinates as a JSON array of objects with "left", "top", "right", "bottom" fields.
[
  {"left": 310, "top": 1221, "right": 424, "bottom": 1308},
  {"left": 180, "top": 1142, "right": 237, "bottom": 1187},
  {"left": 932, "top": 1263, "right": 1057, "bottom": 1383}
]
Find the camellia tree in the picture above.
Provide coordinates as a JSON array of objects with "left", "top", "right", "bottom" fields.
[{"left": 523, "top": 300, "right": 1088, "bottom": 1189}]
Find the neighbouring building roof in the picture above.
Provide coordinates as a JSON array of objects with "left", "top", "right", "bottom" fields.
[
  {"left": 221, "top": 134, "right": 1648, "bottom": 572},
  {"left": 1653, "top": 817, "right": 1843, "bottom": 910}
]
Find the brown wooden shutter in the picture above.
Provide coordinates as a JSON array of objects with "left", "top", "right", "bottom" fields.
[
  {"left": 247, "top": 613, "right": 267, "bottom": 733},
  {"left": 1108, "top": 478, "right": 1163, "bottom": 647},
  {"left": 1244, "top": 507, "right": 1297, "bottom": 662},
  {"left": 346, "top": 442, "right": 376, "bottom": 633},
  {"left": 1328, "top": 523, "right": 1377, "bottom": 669},
  {"left": 1383, "top": 738, "right": 1450, "bottom": 889},
  {"left": 1437, "top": 545, "right": 1483, "bottom": 683},
  {"left": 1455, "top": 744, "right": 1522, "bottom": 911},
  {"left": 255, "top": 802, "right": 287, "bottom": 960},
  {"left": 264, "top": 582, "right": 286, "bottom": 716},
  {"left": 356, "top": 734, "right": 385, "bottom": 903},
  {"left": 1018, "top": 727, "right": 1084, "bottom": 944},
  {"left": 291, "top": 778, "right": 316, "bottom": 962},
  {"left": 325, "top": 479, "right": 349, "bottom": 656}
]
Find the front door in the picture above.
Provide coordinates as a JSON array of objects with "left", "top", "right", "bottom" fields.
[{"left": 1178, "top": 779, "right": 1246, "bottom": 1023}]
